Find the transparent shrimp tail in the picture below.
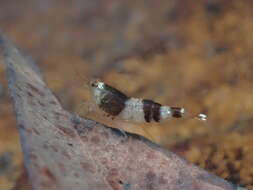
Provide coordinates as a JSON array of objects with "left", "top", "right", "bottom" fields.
[
  {"left": 184, "top": 110, "right": 207, "bottom": 121},
  {"left": 197, "top": 113, "right": 207, "bottom": 121}
]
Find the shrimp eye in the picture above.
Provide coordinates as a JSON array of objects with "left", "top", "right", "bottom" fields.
[{"left": 90, "top": 82, "right": 97, "bottom": 87}]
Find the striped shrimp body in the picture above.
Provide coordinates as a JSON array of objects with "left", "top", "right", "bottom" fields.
[
  {"left": 89, "top": 80, "right": 206, "bottom": 123},
  {"left": 120, "top": 98, "right": 184, "bottom": 123}
]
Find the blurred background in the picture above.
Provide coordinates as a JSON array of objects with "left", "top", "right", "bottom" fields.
[{"left": 0, "top": 0, "right": 253, "bottom": 189}]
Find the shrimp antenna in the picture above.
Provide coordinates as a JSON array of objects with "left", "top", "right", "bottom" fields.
[{"left": 71, "top": 63, "right": 93, "bottom": 90}]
